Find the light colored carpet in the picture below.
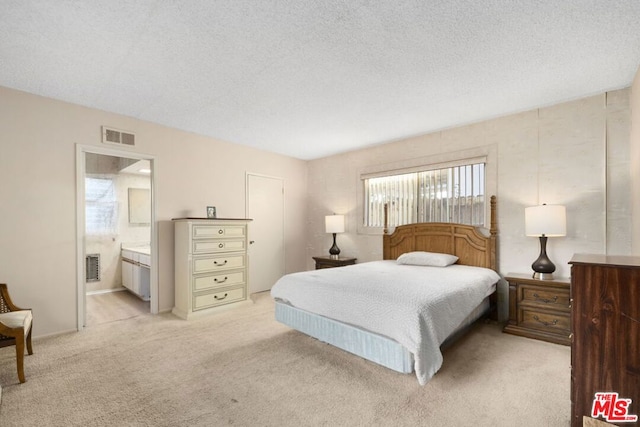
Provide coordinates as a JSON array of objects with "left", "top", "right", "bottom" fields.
[
  {"left": 86, "top": 290, "right": 150, "bottom": 327},
  {"left": 0, "top": 292, "right": 570, "bottom": 426}
]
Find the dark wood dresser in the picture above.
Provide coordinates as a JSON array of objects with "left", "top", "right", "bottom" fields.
[{"left": 569, "top": 254, "right": 640, "bottom": 427}]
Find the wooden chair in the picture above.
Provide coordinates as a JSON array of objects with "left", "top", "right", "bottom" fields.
[{"left": 0, "top": 284, "right": 33, "bottom": 383}]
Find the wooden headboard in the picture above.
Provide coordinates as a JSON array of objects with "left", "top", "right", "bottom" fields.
[{"left": 382, "top": 196, "right": 497, "bottom": 271}]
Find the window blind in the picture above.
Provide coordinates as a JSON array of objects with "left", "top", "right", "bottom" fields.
[
  {"left": 364, "top": 162, "right": 485, "bottom": 228},
  {"left": 85, "top": 177, "right": 118, "bottom": 235}
]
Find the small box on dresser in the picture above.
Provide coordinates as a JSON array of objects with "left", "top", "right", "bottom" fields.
[
  {"left": 173, "top": 218, "right": 252, "bottom": 319},
  {"left": 503, "top": 273, "right": 571, "bottom": 345}
]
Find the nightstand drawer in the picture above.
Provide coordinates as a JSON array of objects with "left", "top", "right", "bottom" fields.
[
  {"left": 520, "top": 285, "right": 570, "bottom": 310},
  {"left": 520, "top": 307, "right": 570, "bottom": 334}
]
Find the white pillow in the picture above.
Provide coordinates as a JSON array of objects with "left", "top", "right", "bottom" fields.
[{"left": 396, "top": 251, "right": 458, "bottom": 267}]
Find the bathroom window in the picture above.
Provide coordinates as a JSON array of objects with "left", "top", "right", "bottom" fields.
[{"left": 85, "top": 177, "right": 118, "bottom": 235}]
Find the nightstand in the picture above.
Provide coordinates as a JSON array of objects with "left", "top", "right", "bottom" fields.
[
  {"left": 503, "top": 273, "right": 571, "bottom": 345},
  {"left": 312, "top": 256, "right": 357, "bottom": 269}
]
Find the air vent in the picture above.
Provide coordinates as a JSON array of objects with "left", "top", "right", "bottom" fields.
[
  {"left": 86, "top": 254, "right": 100, "bottom": 282},
  {"left": 102, "top": 126, "right": 135, "bottom": 146}
]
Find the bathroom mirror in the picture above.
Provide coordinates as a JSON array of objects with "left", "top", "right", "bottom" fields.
[{"left": 128, "top": 188, "right": 151, "bottom": 224}]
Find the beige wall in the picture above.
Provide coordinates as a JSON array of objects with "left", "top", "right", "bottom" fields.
[
  {"left": 307, "top": 89, "right": 632, "bottom": 320},
  {"left": 631, "top": 67, "right": 640, "bottom": 255},
  {"left": 0, "top": 86, "right": 308, "bottom": 337}
]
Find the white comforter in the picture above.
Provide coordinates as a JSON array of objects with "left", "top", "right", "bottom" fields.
[{"left": 270, "top": 260, "right": 500, "bottom": 385}]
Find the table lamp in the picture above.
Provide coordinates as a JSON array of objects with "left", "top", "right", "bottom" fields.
[
  {"left": 525, "top": 204, "right": 566, "bottom": 280},
  {"left": 325, "top": 214, "right": 345, "bottom": 259}
]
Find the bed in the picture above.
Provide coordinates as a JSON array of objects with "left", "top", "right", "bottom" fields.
[{"left": 271, "top": 196, "right": 499, "bottom": 385}]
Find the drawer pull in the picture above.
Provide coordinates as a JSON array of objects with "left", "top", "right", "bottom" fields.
[
  {"left": 533, "top": 315, "right": 558, "bottom": 327},
  {"left": 218, "top": 243, "right": 224, "bottom": 248},
  {"left": 213, "top": 260, "right": 228, "bottom": 266},
  {"left": 214, "top": 293, "right": 228, "bottom": 300},
  {"left": 214, "top": 276, "right": 228, "bottom": 283},
  {"left": 533, "top": 293, "right": 558, "bottom": 304},
  {"left": 218, "top": 229, "right": 224, "bottom": 234}
]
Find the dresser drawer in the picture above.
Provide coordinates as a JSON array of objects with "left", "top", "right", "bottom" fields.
[
  {"left": 193, "top": 271, "right": 246, "bottom": 292},
  {"left": 193, "top": 254, "right": 245, "bottom": 274},
  {"left": 192, "top": 238, "right": 246, "bottom": 254},
  {"left": 519, "top": 307, "right": 570, "bottom": 335},
  {"left": 193, "top": 286, "right": 246, "bottom": 310},
  {"left": 192, "top": 225, "right": 246, "bottom": 239},
  {"left": 519, "top": 284, "right": 570, "bottom": 311}
]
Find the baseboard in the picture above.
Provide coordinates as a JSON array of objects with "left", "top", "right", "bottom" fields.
[{"left": 33, "top": 328, "right": 79, "bottom": 341}]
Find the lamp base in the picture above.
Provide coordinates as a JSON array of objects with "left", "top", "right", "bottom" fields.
[
  {"left": 531, "top": 235, "right": 556, "bottom": 281},
  {"left": 328, "top": 233, "right": 341, "bottom": 259},
  {"left": 532, "top": 272, "right": 555, "bottom": 280}
]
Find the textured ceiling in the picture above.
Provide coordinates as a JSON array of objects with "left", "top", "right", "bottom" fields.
[{"left": 2, "top": 1, "right": 640, "bottom": 160}]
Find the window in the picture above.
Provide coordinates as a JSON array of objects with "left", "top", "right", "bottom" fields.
[
  {"left": 85, "top": 177, "right": 118, "bottom": 235},
  {"left": 364, "top": 161, "right": 485, "bottom": 228}
]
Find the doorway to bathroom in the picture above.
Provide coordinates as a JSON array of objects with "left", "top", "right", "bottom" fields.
[{"left": 76, "top": 144, "right": 157, "bottom": 330}]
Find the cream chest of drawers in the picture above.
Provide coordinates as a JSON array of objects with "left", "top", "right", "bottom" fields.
[{"left": 172, "top": 218, "right": 251, "bottom": 319}]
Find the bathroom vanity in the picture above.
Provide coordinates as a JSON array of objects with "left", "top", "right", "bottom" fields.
[{"left": 121, "top": 246, "right": 151, "bottom": 301}]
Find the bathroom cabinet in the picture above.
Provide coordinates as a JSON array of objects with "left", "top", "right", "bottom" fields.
[{"left": 121, "top": 248, "right": 151, "bottom": 301}]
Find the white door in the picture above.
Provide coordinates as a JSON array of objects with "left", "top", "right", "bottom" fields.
[{"left": 247, "top": 174, "right": 285, "bottom": 293}]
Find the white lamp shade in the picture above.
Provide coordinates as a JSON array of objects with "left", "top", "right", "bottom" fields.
[
  {"left": 525, "top": 205, "right": 566, "bottom": 237},
  {"left": 325, "top": 214, "right": 345, "bottom": 233}
]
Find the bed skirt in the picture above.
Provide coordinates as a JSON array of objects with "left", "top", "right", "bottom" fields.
[
  {"left": 275, "top": 301, "right": 414, "bottom": 373},
  {"left": 274, "top": 297, "right": 491, "bottom": 375}
]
